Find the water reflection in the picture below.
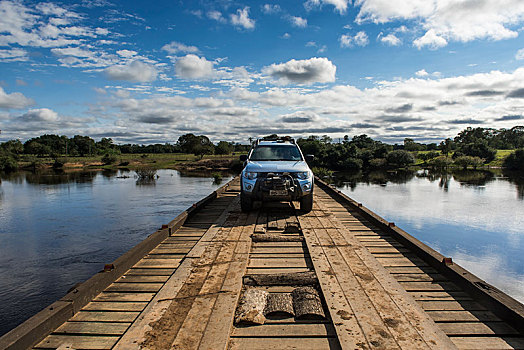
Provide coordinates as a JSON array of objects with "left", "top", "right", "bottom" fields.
[
  {"left": 0, "top": 169, "right": 233, "bottom": 336},
  {"left": 332, "top": 168, "right": 524, "bottom": 304}
]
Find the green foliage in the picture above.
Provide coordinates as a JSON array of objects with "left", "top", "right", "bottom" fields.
[
  {"left": 453, "top": 156, "right": 484, "bottom": 170},
  {"left": 135, "top": 167, "right": 157, "bottom": 179},
  {"left": 386, "top": 150, "right": 415, "bottom": 168},
  {"left": 456, "top": 140, "right": 496, "bottom": 163},
  {"left": 312, "top": 167, "right": 333, "bottom": 178},
  {"left": 215, "top": 141, "right": 234, "bottom": 155},
  {"left": 0, "top": 153, "right": 18, "bottom": 172},
  {"left": 369, "top": 158, "right": 386, "bottom": 168},
  {"left": 428, "top": 156, "right": 452, "bottom": 169},
  {"left": 504, "top": 149, "right": 524, "bottom": 170},
  {"left": 102, "top": 151, "right": 118, "bottom": 165}
]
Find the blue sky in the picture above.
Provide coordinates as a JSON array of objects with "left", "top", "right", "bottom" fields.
[{"left": 1, "top": 0, "right": 524, "bottom": 144}]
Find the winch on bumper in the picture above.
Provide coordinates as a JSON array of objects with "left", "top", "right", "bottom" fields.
[{"left": 241, "top": 172, "right": 313, "bottom": 202}]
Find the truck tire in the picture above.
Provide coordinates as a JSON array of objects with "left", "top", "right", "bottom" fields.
[
  {"left": 241, "top": 192, "right": 253, "bottom": 212},
  {"left": 300, "top": 193, "right": 313, "bottom": 213}
]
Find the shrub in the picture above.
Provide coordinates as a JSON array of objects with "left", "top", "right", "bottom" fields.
[
  {"left": 102, "top": 152, "right": 118, "bottom": 165},
  {"left": 53, "top": 157, "right": 67, "bottom": 169},
  {"left": 504, "top": 149, "right": 524, "bottom": 170},
  {"left": 135, "top": 167, "right": 157, "bottom": 179},
  {"left": 0, "top": 154, "right": 18, "bottom": 172},
  {"left": 453, "top": 156, "right": 484, "bottom": 170},
  {"left": 312, "top": 167, "right": 333, "bottom": 179},
  {"left": 369, "top": 158, "right": 387, "bottom": 168},
  {"left": 386, "top": 150, "right": 414, "bottom": 168},
  {"left": 428, "top": 156, "right": 452, "bottom": 169}
]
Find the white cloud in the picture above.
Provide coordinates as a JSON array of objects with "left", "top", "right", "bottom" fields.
[
  {"left": 161, "top": 41, "right": 199, "bottom": 54},
  {"left": 380, "top": 33, "right": 401, "bottom": 46},
  {"left": 207, "top": 10, "right": 226, "bottom": 23},
  {"left": 263, "top": 57, "right": 336, "bottom": 84},
  {"left": 279, "top": 110, "right": 320, "bottom": 123},
  {"left": 415, "top": 69, "right": 429, "bottom": 77},
  {"left": 0, "top": 48, "right": 28, "bottom": 62},
  {"left": 282, "top": 33, "right": 291, "bottom": 39},
  {"left": 0, "top": 87, "right": 34, "bottom": 109},
  {"left": 261, "top": 4, "right": 281, "bottom": 14},
  {"left": 175, "top": 54, "right": 214, "bottom": 79},
  {"left": 20, "top": 108, "right": 58, "bottom": 122},
  {"left": 413, "top": 29, "right": 448, "bottom": 50},
  {"left": 305, "top": 0, "right": 350, "bottom": 14},
  {"left": 289, "top": 16, "right": 307, "bottom": 27},
  {"left": 355, "top": 0, "right": 524, "bottom": 48},
  {"left": 340, "top": 31, "right": 369, "bottom": 47},
  {"left": 230, "top": 7, "right": 255, "bottom": 30},
  {"left": 104, "top": 61, "right": 158, "bottom": 82},
  {"left": 116, "top": 49, "right": 137, "bottom": 58},
  {"left": 516, "top": 48, "right": 524, "bottom": 60}
]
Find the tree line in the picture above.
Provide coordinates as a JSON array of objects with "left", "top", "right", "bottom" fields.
[{"left": 1, "top": 126, "right": 523, "bottom": 172}]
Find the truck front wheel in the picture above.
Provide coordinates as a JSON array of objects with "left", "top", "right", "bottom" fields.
[{"left": 300, "top": 193, "right": 313, "bottom": 212}]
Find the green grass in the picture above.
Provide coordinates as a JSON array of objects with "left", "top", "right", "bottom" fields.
[
  {"left": 487, "top": 149, "right": 513, "bottom": 168},
  {"left": 18, "top": 153, "right": 236, "bottom": 170}
]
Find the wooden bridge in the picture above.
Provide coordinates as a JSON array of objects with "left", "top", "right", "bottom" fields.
[{"left": 1, "top": 177, "right": 523, "bottom": 349}]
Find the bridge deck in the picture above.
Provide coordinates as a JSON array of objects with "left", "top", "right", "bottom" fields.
[{"left": 2, "top": 177, "right": 523, "bottom": 349}]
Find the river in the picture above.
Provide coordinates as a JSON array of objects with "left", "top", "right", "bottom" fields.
[{"left": 0, "top": 168, "right": 523, "bottom": 336}]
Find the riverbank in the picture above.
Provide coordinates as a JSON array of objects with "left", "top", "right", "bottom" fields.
[{"left": 16, "top": 153, "right": 241, "bottom": 173}]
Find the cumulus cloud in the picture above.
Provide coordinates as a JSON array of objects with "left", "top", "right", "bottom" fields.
[
  {"left": 356, "top": 0, "right": 524, "bottom": 48},
  {"left": 104, "top": 61, "right": 158, "bottom": 82},
  {"left": 207, "top": 10, "right": 227, "bottom": 23},
  {"left": 379, "top": 33, "right": 401, "bottom": 46},
  {"left": 230, "top": 7, "right": 255, "bottom": 30},
  {"left": 162, "top": 41, "right": 199, "bottom": 54},
  {"left": 19, "top": 108, "right": 58, "bottom": 122},
  {"left": 263, "top": 57, "right": 336, "bottom": 84},
  {"left": 116, "top": 49, "right": 137, "bottom": 58},
  {"left": 261, "top": 4, "right": 281, "bottom": 14},
  {"left": 289, "top": 16, "right": 307, "bottom": 27},
  {"left": 0, "top": 48, "right": 29, "bottom": 62},
  {"left": 0, "top": 87, "right": 34, "bottom": 109},
  {"left": 340, "top": 31, "right": 369, "bottom": 48},
  {"left": 305, "top": 0, "right": 350, "bottom": 14},
  {"left": 175, "top": 54, "right": 214, "bottom": 79}
]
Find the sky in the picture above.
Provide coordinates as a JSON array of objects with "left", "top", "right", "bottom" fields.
[{"left": 0, "top": 0, "right": 524, "bottom": 145}]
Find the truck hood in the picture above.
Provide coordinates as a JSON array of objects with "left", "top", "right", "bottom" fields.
[{"left": 243, "top": 161, "right": 310, "bottom": 173}]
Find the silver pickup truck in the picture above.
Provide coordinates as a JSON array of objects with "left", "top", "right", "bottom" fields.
[{"left": 239, "top": 136, "right": 314, "bottom": 212}]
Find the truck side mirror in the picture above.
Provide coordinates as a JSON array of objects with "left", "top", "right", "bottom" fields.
[
  {"left": 305, "top": 155, "right": 314, "bottom": 162},
  {"left": 239, "top": 154, "right": 248, "bottom": 162}
]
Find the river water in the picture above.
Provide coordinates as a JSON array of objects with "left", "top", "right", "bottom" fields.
[
  {"left": 0, "top": 168, "right": 523, "bottom": 337},
  {"left": 0, "top": 169, "right": 232, "bottom": 336}
]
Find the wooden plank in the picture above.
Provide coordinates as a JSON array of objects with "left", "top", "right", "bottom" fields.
[
  {"left": 133, "top": 258, "right": 181, "bottom": 269},
  {"left": 399, "top": 281, "right": 462, "bottom": 292},
  {"left": 54, "top": 321, "right": 130, "bottom": 335},
  {"left": 231, "top": 323, "right": 336, "bottom": 337},
  {"left": 419, "top": 300, "right": 487, "bottom": 311},
  {"left": 126, "top": 268, "right": 175, "bottom": 275},
  {"left": 392, "top": 273, "right": 447, "bottom": 282},
  {"left": 248, "top": 258, "right": 311, "bottom": 268},
  {"left": 409, "top": 291, "right": 473, "bottom": 301},
  {"left": 438, "top": 322, "right": 520, "bottom": 336},
  {"left": 116, "top": 275, "right": 169, "bottom": 283},
  {"left": 228, "top": 337, "right": 341, "bottom": 350},
  {"left": 426, "top": 310, "right": 502, "bottom": 322},
  {"left": 94, "top": 292, "right": 155, "bottom": 302},
  {"left": 450, "top": 336, "right": 524, "bottom": 350},
  {"left": 82, "top": 301, "right": 147, "bottom": 312},
  {"left": 298, "top": 216, "right": 368, "bottom": 349},
  {"left": 105, "top": 282, "right": 163, "bottom": 293},
  {"left": 246, "top": 267, "right": 311, "bottom": 274},
  {"left": 375, "top": 256, "right": 429, "bottom": 267},
  {"left": 34, "top": 335, "right": 119, "bottom": 349},
  {"left": 70, "top": 311, "right": 139, "bottom": 323}
]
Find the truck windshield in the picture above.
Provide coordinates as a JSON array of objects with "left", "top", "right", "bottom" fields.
[{"left": 250, "top": 145, "right": 302, "bottom": 161}]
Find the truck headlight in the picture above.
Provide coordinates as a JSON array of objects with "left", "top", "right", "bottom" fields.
[
  {"left": 296, "top": 171, "right": 311, "bottom": 180},
  {"left": 243, "top": 172, "right": 258, "bottom": 180}
]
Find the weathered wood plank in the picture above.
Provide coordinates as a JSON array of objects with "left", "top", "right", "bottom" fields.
[
  {"left": 231, "top": 323, "right": 336, "bottom": 337},
  {"left": 70, "top": 311, "right": 139, "bottom": 323},
  {"left": 419, "top": 300, "right": 487, "bottom": 311},
  {"left": 248, "top": 258, "right": 311, "bottom": 268},
  {"left": 228, "top": 336, "right": 341, "bottom": 350},
  {"left": 82, "top": 301, "right": 147, "bottom": 312},
  {"left": 450, "top": 336, "right": 524, "bottom": 350},
  {"left": 426, "top": 310, "right": 502, "bottom": 322},
  {"left": 116, "top": 275, "right": 169, "bottom": 283},
  {"left": 438, "top": 322, "right": 519, "bottom": 336},
  {"left": 133, "top": 258, "right": 181, "bottom": 269},
  {"left": 34, "top": 335, "right": 119, "bottom": 349},
  {"left": 54, "top": 321, "right": 130, "bottom": 335},
  {"left": 105, "top": 282, "right": 163, "bottom": 293},
  {"left": 94, "top": 292, "right": 155, "bottom": 302},
  {"left": 126, "top": 268, "right": 175, "bottom": 276}
]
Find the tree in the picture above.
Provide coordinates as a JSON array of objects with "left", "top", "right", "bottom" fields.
[
  {"left": 454, "top": 156, "right": 484, "bottom": 170},
  {"left": 457, "top": 140, "right": 496, "bottom": 163},
  {"left": 215, "top": 141, "right": 233, "bottom": 155},
  {"left": 386, "top": 150, "right": 415, "bottom": 168},
  {"left": 438, "top": 138, "right": 454, "bottom": 156},
  {"left": 70, "top": 135, "right": 95, "bottom": 156},
  {"left": 504, "top": 149, "right": 524, "bottom": 170}
]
